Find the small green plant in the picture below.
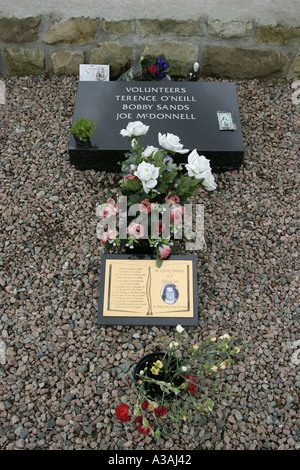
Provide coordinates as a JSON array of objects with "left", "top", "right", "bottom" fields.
[{"left": 70, "top": 117, "right": 96, "bottom": 142}]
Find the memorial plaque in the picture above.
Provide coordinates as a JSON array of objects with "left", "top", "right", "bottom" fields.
[
  {"left": 69, "top": 81, "right": 244, "bottom": 173},
  {"left": 97, "top": 254, "right": 198, "bottom": 326}
]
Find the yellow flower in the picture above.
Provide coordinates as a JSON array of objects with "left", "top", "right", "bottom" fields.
[
  {"left": 211, "top": 365, "right": 218, "bottom": 372},
  {"left": 154, "top": 360, "right": 163, "bottom": 369},
  {"left": 148, "top": 402, "right": 156, "bottom": 411},
  {"left": 151, "top": 366, "right": 159, "bottom": 375}
]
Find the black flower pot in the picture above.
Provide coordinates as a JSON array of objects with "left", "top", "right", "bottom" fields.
[
  {"left": 74, "top": 136, "right": 91, "bottom": 148},
  {"left": 133, "top": 351, "right": 184, "bottom": 402}
]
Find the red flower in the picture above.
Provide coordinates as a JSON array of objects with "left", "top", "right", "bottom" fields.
[
  {"left": 141, "top": 400, "right": 149, "bottom": 410},
  {"left": 137, "top": 424, "right": 152, "bottom": 434},
  {"left": 125, "top": 174, "right": 138, "bottom": 183},
  {"left": 115, "top": 404, "right": 131, "bottom": 423},
  {"left": 184, "top": 375, "right": 197, "bottom": 394},
  {"left": 148, "top": 65, "right": 157, "bottom": 75},
  {"left": 138, "top": 200, "right": 151, "bottom": 213},
  {"left": 134, "top": 415, "right": 143, "bottom": 424},
  {"left": 154, "top": 406, "right": 168, "bottom": 418},
  {"left": 154, "top": 220, "right": 167, "bottom": 236}
]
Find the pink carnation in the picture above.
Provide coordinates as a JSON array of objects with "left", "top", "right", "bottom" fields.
[
  {"left": 138, "top": 199, "right": 151, "bottom": 214},
  {"left": 127, "top": 222, "right": 145, "bottom": 240},
  {"left": 107, "top": 198, "right": 119, "bottom": 214},
  {"left": 158, "top": 244, "right": 171, "bottom": 259},
  {"left": 170, "top": 195, "right": 180, "bottom": 204},
  {"left": 107, "top": 197, "right": 115, "bottom": 205},
  {"left": 165, "top": 192, "right": 180, "bottom": 205},
  {"left": 99, "top": 206, "right": 113, "bottom": 219},
  {"left": 101, "top": 227, "right": 117, "bottom": 245},
  {"left": 170, "top": 206, "right": 183, "bottom": 223}
]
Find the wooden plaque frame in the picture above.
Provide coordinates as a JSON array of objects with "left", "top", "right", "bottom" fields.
[{"left": 97, "top": 254, "right": 198, "bottom": 326}]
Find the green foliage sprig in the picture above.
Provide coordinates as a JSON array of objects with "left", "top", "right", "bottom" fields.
[{"left": 71, "top": 117, "right": 96, "bottom": 142}]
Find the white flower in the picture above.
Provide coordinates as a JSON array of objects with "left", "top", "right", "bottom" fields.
[
  {"left": 158, "top": 132, "right": 189, "bottom": 154},
  {"left": 181, "top": 366, "right": 187, "bottom": 372},
  {"left": 131, "top": 138, "right": 138, "bottom": 148},
  {"left": 134, "top": 161, "right": 160, "bottom": 194},
  {"left": 169, "top": 341, "right": 179, "bottom": 349},
  {"left": 219, "top": 333, "right": 230, "bottom": 340},
  {"left": 185, "top": 149, "right": 211, "bottom": 178},
  {"left": 176, "top": 325, "right": 184, "bottom": 333},
  {"left": 120, "top": 121, "right": 149, "bottom": 138},
  {"left": 142, "top": 145, "right": 159, "bottom": 158},
  {"left": 202, "top": 172, "right": 217, "bottom": 191}
]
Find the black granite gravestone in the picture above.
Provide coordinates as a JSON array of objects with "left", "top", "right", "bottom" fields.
[{"left": 68, "top": 81, "right": 244, "bottom": 173}]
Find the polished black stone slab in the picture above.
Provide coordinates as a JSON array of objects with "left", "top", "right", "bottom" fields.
[{"left": 68, "top": 81, "right": 244, "bottom": 173}]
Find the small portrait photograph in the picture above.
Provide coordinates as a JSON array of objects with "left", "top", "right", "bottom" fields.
[
  {"left": 161, "top": 283, "right": 179, "bottom": 305},
  {"left": 217, "top": 111, "right": 235, "bottom": 130},
  {"left": 80, "top": 64, "right": 110, "bottom": 81}
]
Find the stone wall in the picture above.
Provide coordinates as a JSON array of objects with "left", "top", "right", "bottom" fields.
[{"left": 0, "top": 15, "right": 299, "bottom": 80}]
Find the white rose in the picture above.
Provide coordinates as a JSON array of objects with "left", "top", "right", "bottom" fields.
[
  {"left": 176, "top": 325, "right": 184, "bottom": 333},
  {"left": 158, "top": 132, "right": 189, "bottom": 154},
  {"left": 202, "top": 172, "right": 217, "bottom": 191},
  {"left": 134, "top": 161, "right": 160, "bottom": 194},
  {"left": 120, "top": 121, "right": 149, "bottom": 138},
  {"left": 142, "top": 145, "right": 159, "bottom": 158},
  {"left": 185, "top": 149, "right": 211, "bottom": 178}
]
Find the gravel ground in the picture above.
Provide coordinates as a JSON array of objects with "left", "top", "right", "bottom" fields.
[{"left": 0, "top": 74, "right": 299, "bottom": 451}]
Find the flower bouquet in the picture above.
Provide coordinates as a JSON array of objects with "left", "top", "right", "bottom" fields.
[
  {"left": 96, "top": 121, "right": 217, "bottom": 267},
  {"left": 115, "top": 325, "right": 241, "bottom": 439},
  {"left": 118, "top": 54, "right": 172, "bottom": 81}
]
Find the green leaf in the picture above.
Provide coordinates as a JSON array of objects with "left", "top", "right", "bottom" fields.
[
  {"left": 156, "top": 255, "right": 163, "bottom": 268},
  {"left": 129, "top": 194, "right": 143, "bottom": 205},
  {"left": 124, "top": 178, "right": 141, "bottom": 192},
  {"left": 160, "top": 171, "right": 177, "bottom": 184},
  {"left": 157, "top": 182, "right": 168, "bottom": 194}
]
